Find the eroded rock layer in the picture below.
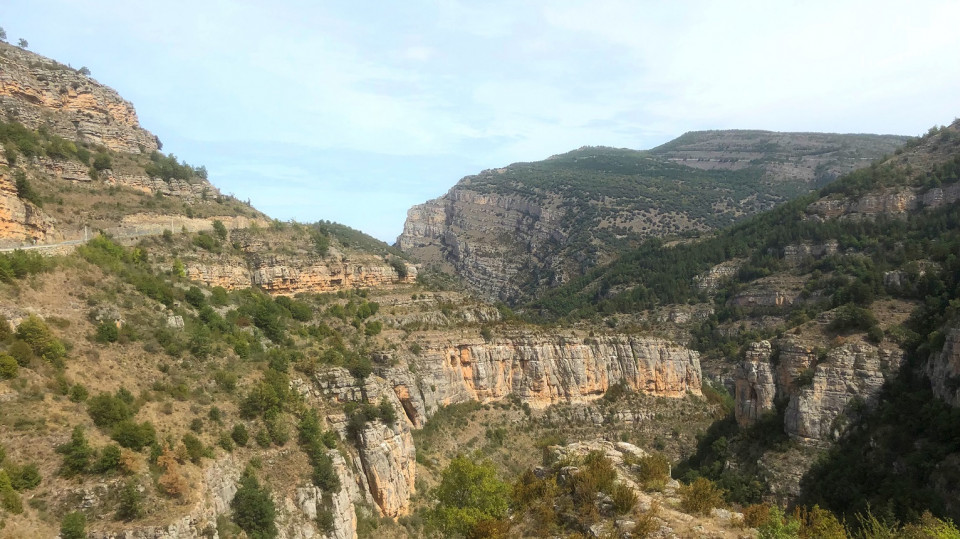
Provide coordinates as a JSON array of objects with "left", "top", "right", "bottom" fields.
[{"left": 0, "top": 42, "right": 159, "bottom": 154}]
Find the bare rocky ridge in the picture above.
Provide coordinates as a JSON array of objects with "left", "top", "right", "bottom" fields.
[{"left": 0, "top": 42, "right": 159, "bottom": 154}]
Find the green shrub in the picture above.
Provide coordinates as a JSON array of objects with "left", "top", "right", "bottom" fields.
[
  {"left": 68, "top": 384, "right": 89, "bottom": 402},
  {"left": 185, "top": 286, "right": 206, "bottom": 309},
  {"left": 116, "top": 480, "right": 144, "bottom": 521},
  {"left": 111, "top": 420, "right": 156, "bottom": 451},
  {"left": 8, "top": 340, "right": 33, "bottom": 366},
  {"left": 92, "top": 152, "right": 112, "bottom": 171},
  {"left": 635, "top": 452, "right": 671, "bottom": 490},
  {"left": 231, "top": 424, "right": 249, "bottom": 447},
  {"left": 0, "top": 469, "right": 23, "bottom": 514},
  {"left": 14, "top": 171, "right": 42, "bottom": 207},
  {"left": 611, "top": 483, "right": 638, "bottom": 514},
  {"left": 15, "top": 314, "right": 66, "bottom": 362},
  {"left": 87, "top": 392, "right": 133, "bottom": 429},
  {"left": 0, "top": 354, "right": 18, "bottom": 379},
  {"left": 9, "top": 463, "right": 42, "bottom": 490},
  {"left": 61, "top": 511, "right": 87, "bottom": 539},
  {"left": 231, "top": 469, "right": 278, "bottom": 539},
  {"left": 93, "top": 444, "right": 122, "bottom": 473},
  {"left": 95, "top": 321, "right": 120, "bottom": 343},
  {"left": 218, "top": 432, "right": 235, "bottom": 452},
  {"left": 427, "top": 456, "right": 510, "bottom": 537},
  {"left": 57, "top": 426, "right": 93, "bottom": 477},
  {"left": 679, "top": 477, "right": 725, "bottom": 515},
  {"left": 212, "top": 220, "right": 228, "bottom": 240},
  {"left": 182, "top": 433, "right": 205, "bottom": 464},
  {"left": 756, "top": 505, "right": 800, "bottom": 538}
]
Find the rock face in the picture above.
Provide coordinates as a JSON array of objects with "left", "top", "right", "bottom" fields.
[
  {"left": 0, "top": 42, "right": 159, "bottom": 154},
  {"left": 87, "top": 456, "right": 242, "bottom": 539},
  {"left": 288, "top": 451, "right": 359, "bottom": 539},
  {"left": 0, "top": 168, "right": 58, "bottom": 244},
  {"left": 187, "top": 255, "right": 416, "bottom": 296},
  {"left": 735, "top": 338, "right": 903, "bottom": 442},
  {"left": 807, "top": 183, "right": 960, "bottom": 221},
  {"left": 355, "top": 421, "right": 417, "bottom": 518},
  {"left": 398, "top": 334, "right": 702, "bottom": 415},
  {"left": 928, "top": 328, "right": 960, "bottom": 407},
  {"left": 398, "top": 188, "right": 563, "bottom": 302}
]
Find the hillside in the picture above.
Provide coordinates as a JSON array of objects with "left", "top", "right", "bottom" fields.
[
  {"left": 531, "top": 119, "right": 960, "bottom": 523},
  {"left": 397, "top": 131, "right": 907, "bottom": 304},
  {"left": 2, "top": 38, "right": 960, "bottom": 539}
]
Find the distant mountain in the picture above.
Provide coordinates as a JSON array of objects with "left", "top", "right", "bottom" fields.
[{"left": 397, "top": 131, "right": 908, "bottom": 303}]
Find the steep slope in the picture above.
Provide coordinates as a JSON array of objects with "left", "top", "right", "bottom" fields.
[
  {"left": 0, "top": 41, "right": 261, "bottom": 249},
  {"left": 398, "top": 132, "right": 907, "bottom": 304},
  {"left": 530, "top": 119, "right": 960, "bottom": 523}
]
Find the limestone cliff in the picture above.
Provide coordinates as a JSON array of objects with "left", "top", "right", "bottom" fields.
[
  {"left": 398, "top": 188, "right": 564, "bottom": 302},
  {"left": 735, "top": 338, "right": 903, "bottom": 442},
  {"left": 407, "top": 334, "right": 702, "bottom": 411},
  {"left": 928, "top": 328, "right": 960, "bottom": 407},
  {"left": 0, "top": 165, "right": 58, "bottom": 244},
  {"left": 0, "top": 42, "right": 159, "bottom": 154},
  {"left": 186, "top": 251, "right": 416, "bottom": 296}
]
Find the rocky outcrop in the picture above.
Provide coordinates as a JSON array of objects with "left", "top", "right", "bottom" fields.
[
  {"left": 187, "top": 255, "right": 416, "bottom": 296},
  {"left": 782, "top": 240, "right": 839, "bottom": 264},
  {"left": 807, "top": 183, "right": 960, "bottom": 221},
  {"left": 0, "top": 168, "right": 58, "bottom": 244},
  {"left": 928, "top": 328, "right": 960, "bottom": 407},
  {"left": 398, "top": 188, "right": 563, "bottom": 302},
  {"left": 397, "top": 334, "right": 702, "bottom": 415},
  {"left": 734, "top": 338, "right": 903, "bottom": 442},
  {"left": 287, "top": 451, "right": 358, "bottom": 539},
  {"left": 0, "top": 42, "right": 159, "bottom": 154},
  {"left": 695, "top": 260, "right": 741, "bottom": 291},
  {"left": 87, "top": 456, "right": 241, "bottom": 539},
  {"left": 251, "top": 256, "right": 416, "bottom": 295},
  {"left": 354, "top": 420, "right": 416, "bottom": 518},
  {"left": 786, "top": 342, "right": 903, "bottom": 441}
]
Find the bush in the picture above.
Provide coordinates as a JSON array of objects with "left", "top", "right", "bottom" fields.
[
  {"left": 427, "top": 456, "right": 510, "bottom": 537},
  {"left": 61, "top": 511, "right": 87, "bottom": 539},
  {"left": 231, "top": 470, "right": 278, "bottom": 539},
  {"left": 231, "top": 424, "right": 249, "bottom": 447},
  {"left": 87, "top": 392, "right": 133, "bottom": 429},
  {"left": 111, "top": 420, "right": 156, "bottom": 451},
  {"left": 58, "top": 426, "right": 93, "bottom": 476},
  {"left": 679, "top": 477, "right": 725, "bottom": 515},
  {"left": 95, "top": 321, "right": 120, "bottom": 343},
  {"left": 212, "top": 220, "right": 228, "bottom": 240},
  {"left": 742, "top": 503, "right": 773, "bottom": 528},
  {"left": 635, "top": 453, "right": 671, "bottom": 490},
  {"left": 116, "top": 481, "right": 144, "bottom": 521},
  {"left": 0, "top": 469, "right": 23, "bottom": 514},
  {"left": 8, "top": 340, "right": 33, "bottom": 367},
  {"left": 8, "top": 463, "right": 41, "bottom": 490},
  {"left": 68, "top": 383, "right": 89, "bottom": 402},
  {"left": 0, "top": 354, "right": 18, "bottom": 379},
  {"left": 611, "top": 483, "right": 638, "bottom": 514},
  {"left": 92, "top": 152, "right": 112, "bottom": 171},
  {"left": 93, "top": 444, "right": 123, "bottom": 473},
  {"left": 182, "top": 433, "right": 205, "bottom": 464},
  {"left": 15, "top": 314, "right": 66, "bottom": 362}
]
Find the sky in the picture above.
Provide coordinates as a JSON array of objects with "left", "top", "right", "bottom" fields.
[{"left": 3, "top": 1, "right": 959, "bottom": 242}]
